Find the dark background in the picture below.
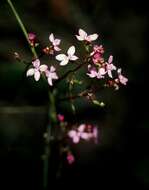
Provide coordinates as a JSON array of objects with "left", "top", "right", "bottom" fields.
[{"left": 0, "top": 0, "right": 148, "bottom": 189}]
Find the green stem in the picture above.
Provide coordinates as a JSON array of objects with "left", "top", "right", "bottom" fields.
[{"left": 7, "top": 0, "right": 38, "bottom": 59}]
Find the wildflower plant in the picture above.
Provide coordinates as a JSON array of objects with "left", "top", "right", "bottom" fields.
[{"left": 6, "top": 0, "right": 128, "bottom": 189}]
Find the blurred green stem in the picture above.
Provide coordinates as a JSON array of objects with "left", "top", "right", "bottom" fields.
[
  {"left": 43, "top": 90, "right": 57, "bottom": 189},
  {"left": 7, "top": 0, "right": 38, "bottom": 59}
]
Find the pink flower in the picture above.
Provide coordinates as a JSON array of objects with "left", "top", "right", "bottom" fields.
[
  {"left": 76, "top": 29, "right": 98, "bottom": 42},
  {"left": 57, "top": 114, "right": 65, "bottom": 122},
  {"left": 45, "top": 66, "right": 58, "bottom": 86},
  {"left": 87, "top": 65, "right": 98, "bottom": 78},
  {"left": 56, "top": 46, "right": 78, "bottom": 66},
  {"left": 87, "top": 65, "right": 106, "bottom": 79},
  {"left": 105, "top": 55, "right": 116, "bottom": 78},
  {"left": 49, "top": 33, "right": 61, "bottom": 51},
  {"left": 67, "top": 152, "right": 75, "bottom": 164},
  {"left": 117, "top": 68, "right": 128, "bottom": 85},
  {"left": 26, "top": 59, "right": 48, "bottom": 81},
  {"left": 68, "top": 124, "right": 98, "bottom": 143},
  {"left": 90, "top": 45, "right": 104, "bottom": 64}
]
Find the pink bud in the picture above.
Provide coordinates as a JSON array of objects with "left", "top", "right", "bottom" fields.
[
  {"left": 67, "top": 152, "right": 75, "bottom": 164},
  {"left": 57, "top": 114, "right": 65, "bottom": 122}
]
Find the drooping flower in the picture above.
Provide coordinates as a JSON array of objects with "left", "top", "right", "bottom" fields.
[
  {"left": 117, "top": 68, "right": 128, "bottom": 85},
  {"left": 76, "top": 29, "right": 98, "bottom": 42},
  {"left": 26, "top": 59, "right": 48, "bottom": 81},
  {"left": 56, "top": 46, "right": 78, "bottom": 66},
  {"left": 45, "top": 66, "right": 58, "bottom": 86},
  {"left": 105, "top": 55, "right": 116, "bottom": 78},
  {"left": 49, "top": 33, "right": 61, "bottom": 51}
]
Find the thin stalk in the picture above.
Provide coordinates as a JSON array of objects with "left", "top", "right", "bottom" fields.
[
  {"left": 43, "top": 91, "right": 57, "bottom": 189},
  {"left": 7, "top": 0, "right": 38, "bottom": 58}
]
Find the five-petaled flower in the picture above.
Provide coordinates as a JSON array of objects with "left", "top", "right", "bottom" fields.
[
  {"left": 49, "top": 33, "right": 61, "bottom": 51},
  {"left": 44, "top": 66, "right": 58, "bottom": 86},
  {"left": 56, "top": 46, "right": 78, "bottom": 66},
  {"left": 76, "top": 29, "right": 98, "bottom": 42},
  {"left": 26, "top": 59, "right": 48, "bottom": 81}
]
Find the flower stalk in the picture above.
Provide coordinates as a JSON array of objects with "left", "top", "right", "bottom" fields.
[{"left": 7, "top": 0, "right": 38, "bottom": 59}]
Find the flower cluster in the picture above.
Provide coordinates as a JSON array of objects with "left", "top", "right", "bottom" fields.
[
  {"left": 26, "top": 29, "right": 128, "bottom": 89},
  {"left": 75, "top": 29, "right": 128, "bottom": 89}
]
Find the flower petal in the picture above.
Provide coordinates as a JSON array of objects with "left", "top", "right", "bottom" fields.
[
  {"left": 60, "top": 59, "right": 69, "bottom": 66},
  {"left": 78, "top": 124, "right": 85, "bottom": 132},
  {"left": 34, "top": 70, "right": 40, "bottom": 81},
  {"left": 108, "top": 70, "right": 113, "bottom": 78},
  {"left": 49, "top": 33, "right": 54, "bottom": 42},
  {"left": 108, "top": 55, "right": 113, "bottom": 64},
  {"left": 75, "top": 35, "right": 84, "bottom": 41},
  {"left": 26, "top": 68, "right": 34, "bottom": 77},
  {"left": 79, "top": 29, "right": 87, "bottom": 38},
  {"left": 50, "top": 66, "right": 56, "bottom": 72},
  {"left": 54, "top": 46, "right": 61, "bottom": 51},
  {"left": 86, "top": 34, "right": 98, "bottom": 41},
  {"left": 54, "top": 39, "right": 61, "bottom": 45},
  {"left": 68, "top": 130, "right": 77, "bottom": 138},
  {"left": 56, "top": 54, "right": 67, "bottom": 61},
  {"left": 47, "top": 77, "right": 53, "bottom": 86},
  {"left": 39, "top": 64, "right": 48, "bottom": 72},
  {"left": 80, "top": 132, "right": 89, "bottom": 140},
  {"left": 73, "top": 135, "right": 80, "bottom": 144},
  {"left": 70, "top": 55, "right": 78, "bottom": 61},
  {"left": 67, "top": 46, "right": 75, "bottom": 56}
]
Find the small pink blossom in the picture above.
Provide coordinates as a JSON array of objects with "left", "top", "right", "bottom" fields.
[
  {"left": 105, "top": 55, "right": 116, "bottom": 78},
  {"left": 117, "top": 68, "right": 128, "bottom": 85},
  {"left": 87, "top": 65, "right": 106, "bottom": 79},
  {"left": 45, "top": 66, "right": 58, "bottom": 86},
  {"left": 28, "top": 32, "right": 36, "bottom": 45},
  {"left": 67, "top": 152, "right": 75, "bottom": 164},
  {"left": 76, "top": 29, "right": 98, "bottom": 42},
  {"left": 49, "top": 33, "right": 61, "bottom": 51},
  {"left": 56, "top": 46, "right": 78, "bottom": 66},
  {"left": 26, "top": 59, "right": 48, "bottom": 81},
  {"left": 57, "top": 114, "right": 65, "bottom": 122},
  {"left": 90, "top": 45, "right": 104, "bottom": 64},
  {"left": 87, "top": 65, "right": 98, "bottom": 78}
]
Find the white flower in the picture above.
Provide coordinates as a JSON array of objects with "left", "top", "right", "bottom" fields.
[
  {"left": 26, "top": 59, "right": 48, "bottom": 81},
  {"left": 56, "top": 46, "right": 78, "bottom": 66},
  {"left": 49, "top": 33, "right": 61, "bottom": 51},
  {"left": 76, "top": 29, "right": 98, "bottom": 42},
  {"left": 45, "top": 66, "right": 58, "bottom": 86}
]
